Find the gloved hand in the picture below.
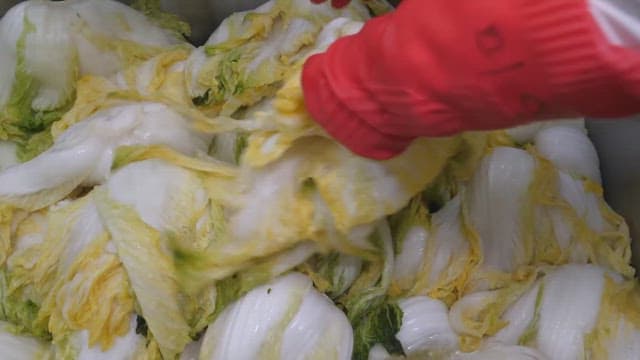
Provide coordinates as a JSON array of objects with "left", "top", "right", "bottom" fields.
[
  {"left": 302, "top": 0, "right": 640, "bottom": 160},
  {"left": 310, "top": 0, "right": 351, "bottom": 9}
]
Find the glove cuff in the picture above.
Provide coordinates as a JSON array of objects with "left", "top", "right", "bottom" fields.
[{"left": 522, "top": 0, "right": 640, "bottom": 117}]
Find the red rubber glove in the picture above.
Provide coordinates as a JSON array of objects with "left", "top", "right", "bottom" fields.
[
  {"left": 302, "top": 0, "right": 640, "bottom": 160},
  {"left": 310, "top": 0, "right": 351, "bottom": 9}
]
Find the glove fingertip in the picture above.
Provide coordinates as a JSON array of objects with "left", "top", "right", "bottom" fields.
[{"left": 302, "top": 54, "right": 412, "bottom": 160}]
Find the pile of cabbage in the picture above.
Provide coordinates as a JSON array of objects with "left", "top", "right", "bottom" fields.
[{"left": 0, "top": 1, "right": 638, "bottom": 359}]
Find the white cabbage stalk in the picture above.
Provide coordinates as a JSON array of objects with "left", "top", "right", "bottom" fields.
[
  {"left": 453, "top": 140, "right": 628, "bottom": 290},
  {"left": 22, "top": 1, "right": 76, "bottom": 111},
  {"left": 200, "top": 273, "right": 353, "bottom": 360},
  {"left": 0, "top": 1, "right": 75, "bottom": 111},
  {"left": 505, "top": 119, "right": 585, "bottom": 145},
  {"left": 556, "top": 170, "right": 606, "bottom": 232},
  {"left": 69, "top": 0, "right": 186, "bottom": 76},
  {"left": 225, "top": 153, "right": 311, "bottom": 254},
  {"left": 550, "top": 170, "right": 609, "bottom": 260},
  {"left": 0, "top": 2, "right": 24, "bottom": 109},
  {"left": 605, "top": 318, "right": 640, "bottom": 360},
  {"left": 451, "top": 343, "right": 549, "bottom": 360},
  {"left": 212, "top": 135, "right": 443, "bottom": 264},
  {"left": 210, "top": 132, "right": 245, "bottom": 164},
  {"left": 260, "top": 242, "right": 320, "bottom": 280},
  {"left": 310, "top": 18, "right": 365, "bottom": 55},
  {"left": 67, "top": 316, "right": 145, "bottom": 360},
  {"left": 429, "top": 195, "right": 468, "bottom": 279},
  {"left": 534, "top": 126, "right": 601, "bottom": 183},
  {"left": 107, "top": 48, "right": 206, "bottom": 113},
  {"left": 197, "top": 0, "right": 368, "bottom": 62},
  {"left": 327, "top": 254, "right": 364, "bottom": 298},
  {"left": 11, "top": 198, "right": 103, "bottom": 270},
  {"left": 95, "top": 187, "right": 192, "bottom": 359},
  {"left": 185, "top": 0, "right": 369, "bottom": 112},
  {"left": 197, "top": 0, "right": 276, "bottom": 48},
  {"left": 4, "top": 195, "right": 139, "bottom": 352},
  {"left": 534, "top": 265, "right": 611, "bottom": 360},
  {"left": 550, "top": 169, "right": 633, "bottom": 276},
  {"left": 492, "top": 282, "right": 542, "bottom": 345},
  {"left": 484, "top": 265, "right": 638, "bottom": 360},
  {"left": 0, "top": 0, "right": 184, "bottom": 113},
  {"left": 105, "top": 159, "right": 208, "bottom": 234},
  {"left": 449, "top": 290, "right": 501, "bottom": 338},
  {"left": 406, "top": 194, "right": 472, "bottom": 301},
  {"left": 467, "top": 147, "right": 535, "bottom": 272},
  {"left": 392, "top": 224, "right": 429, "bottom": 288},
  {"left": 180, "top": 338, "right": 204, "bottom": 360},
  {"left": 0, "top": 102, "right": 210, "bottom": 211},
  {"left": 5, "top": 197, "right": 106, "bottom": 301},
  {"left": 180, "top": 239, "right": 320, "bottom": 298},
  {"left": 392, "top": 200, "right": 430, "bottom": 290},
  {"left": 0, "top": 141, "right": 18, "bottom": 170},
  {"left": 8, "top": 209, "right": 47, "bottom": 256},
  {"left": 0, "top": 321, "right": 50, "bottom": 360},
  {"left": 51, "top": 197, "right": 106, "bottom": 273},
  {"left": 396, "top": 296, "right": 458, "bottom": 357},
  {"left": 367, "top": 344, "right": 391, "bottom": 360}
]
